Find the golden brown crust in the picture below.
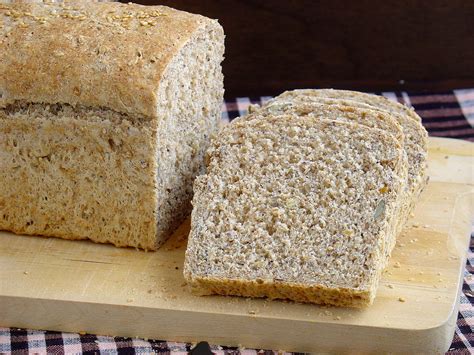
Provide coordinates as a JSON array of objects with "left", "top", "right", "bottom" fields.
[
  {"left": 0, "top": 2, "right": 216, "bottom": 118},
  {"left": 186, "top": 276, "right": 372, "bottom": 308}
]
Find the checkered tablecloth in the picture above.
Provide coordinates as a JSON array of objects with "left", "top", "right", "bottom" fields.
[{"left": 1, "top": 89, "right": 473, "bottom": 354}]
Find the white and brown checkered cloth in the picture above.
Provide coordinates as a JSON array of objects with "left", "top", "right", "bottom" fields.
[{"left": 1, "top": 89, "right": 473, "bottom": 354}]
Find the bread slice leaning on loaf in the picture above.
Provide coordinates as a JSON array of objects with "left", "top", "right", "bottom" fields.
[
  {"left": 260, "top": 90, "right": 429, "bottom": 238},
  {"left": 0, "top": 3, "right": 224, "bottom": 250},
  {"left": 184, "top": 114, "right": 407, "bottom": 307}
]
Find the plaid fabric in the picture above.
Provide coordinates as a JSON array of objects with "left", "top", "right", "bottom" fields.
[{"left": 1, "top": 89, "right": 473, "bottom": 355}]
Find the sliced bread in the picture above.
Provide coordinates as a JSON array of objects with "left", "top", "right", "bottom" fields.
[
  {"left": 259, "top": 91, "right": 429, "bottom": 236},
  {"left": 241, "top": 102, "right": 409, "bottom": 257},
  {"left": 272, "top": 89, "right": 422, "bottom": 122},
  {"left": 184, "top": 114, "right": 407, "bottom": 307}
]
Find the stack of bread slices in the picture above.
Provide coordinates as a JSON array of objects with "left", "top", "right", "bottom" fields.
[{"left": 184, "top": 89, "right": 428, "bottom": 307}]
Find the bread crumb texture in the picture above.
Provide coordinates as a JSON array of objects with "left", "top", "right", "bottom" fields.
[{"left": 184, "top": 114, "right": 406, "bottom": 307}]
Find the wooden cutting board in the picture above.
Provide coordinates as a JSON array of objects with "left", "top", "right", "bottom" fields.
[{"left": 0, "top": 137, "right": 473, "bottom": 353}]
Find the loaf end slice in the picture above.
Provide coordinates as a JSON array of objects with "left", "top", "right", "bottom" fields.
[{"left": 184, "top": 115, "right": 406, "bottom": 307}]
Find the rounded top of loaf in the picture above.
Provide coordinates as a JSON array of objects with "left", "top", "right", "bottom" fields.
[{"left": 0, "top": 2, "right": 223, "bottom": 118}]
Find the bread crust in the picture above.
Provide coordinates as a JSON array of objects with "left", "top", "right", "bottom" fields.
[
  {"left": 0, "top": 2, "right": 218, "bottom": 118},
  {"left": 186, "top": 275, "right": 372, "bottom": 308}
]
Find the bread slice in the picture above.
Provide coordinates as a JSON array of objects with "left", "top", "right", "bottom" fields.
[
  {"left": 243, "top": 101, "right": 405, "bottom": 144},
  {"left": 259, "top": 91, "right": 429, "bottom": 237},
  {"left": 0, "top": 3, "right": 224, "bottom": 250},
  {"left": 241, "top": 102, "right": 409, "bottom": 258},
  {"left": 184, "top": 114, "right": 407, "bottom": 307},
  {"left": 272, "top": 88, "right": 422, "bottom": 122}
]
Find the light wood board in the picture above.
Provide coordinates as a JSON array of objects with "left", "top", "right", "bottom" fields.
[{"left": 0, "top": 137, "right": 473, "bottom": 353}]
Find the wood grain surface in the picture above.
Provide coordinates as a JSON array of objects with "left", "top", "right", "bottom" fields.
[
  {"left": 0, "top": 137, "right": 473, "bottom": 353},
  {"left": 131, "top": 1, "right": 474, "bottom": 97}
]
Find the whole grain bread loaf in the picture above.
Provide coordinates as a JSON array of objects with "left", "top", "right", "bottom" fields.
[
  {"left": 184, "top": 114, "right": 407, "bottom": 307},
  {"left": 0, "top": 2, "right": 224, "bottom": 250}
]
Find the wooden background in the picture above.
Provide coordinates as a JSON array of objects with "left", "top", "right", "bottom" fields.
[{"left": 130, "top": 1, "right": 474, "bottom": 98}]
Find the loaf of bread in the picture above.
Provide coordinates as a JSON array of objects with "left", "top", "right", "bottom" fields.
[
  {"left": 261, "top": 90, "right": 429, "bottom": 241},
  {"left": 0, "top": 2, "right": 224, "bottom": 250},
  {"left": 184, "top": 114, "right": 407, "bottom": 307}
]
